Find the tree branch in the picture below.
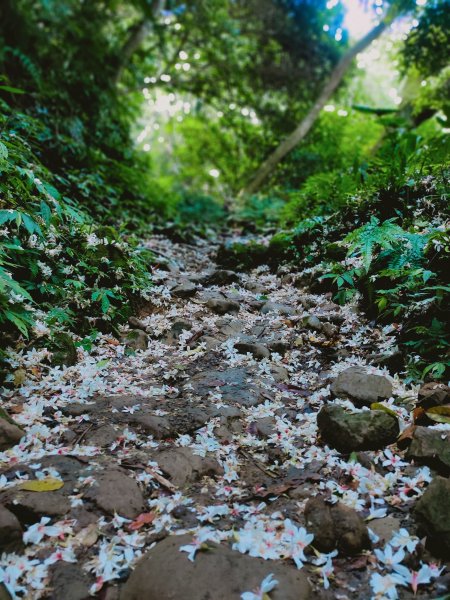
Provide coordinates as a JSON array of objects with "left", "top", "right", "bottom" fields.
[{"left": 239, "top": 20, "right": 388, "bottom": 197}]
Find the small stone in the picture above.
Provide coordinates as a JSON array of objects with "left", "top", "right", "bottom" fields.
[
  {"left": 128, "top": 316, "right": 147, "bottom": 330},
  {"left": 406, "top": 427, "right": 450, "bottom": 474},
  {"left": 304, "top": 496, "right": 370, "bottom": 555},
  {"left": 0, "top": 413, "right": 23, "bottom": 451},
  {"left": 206, "top": 298, "right": 240, "bottom": 315},
  {"left": 234, "top": 342, "right": 270, "bottom": 360},
  {"left": 254, "top": 417, "right": 276, "bottom": 438},
  {"left": 317, "top": 404, "right": 399, "bottom": 453},
  {"left": 368, "top": 516, "right": 402, "bottom": 545},
  {"left": 121, "top": 534, "right": 312, "bottom": 600},
  {"left": 156, "top": 447, "right": 223, "bottom": 487},
  {"left": 124, "top": 413, "right": 173, "bottom": 439},
  {"left": 322, "top": 322, "right": 338, "bottom": 338},
  {"left": 198, "top": 335, "right": 221, "bottom": 350},
  {"left": 260, "top": 301, "right": 295, "bottom": 316},
  {"left": 163, "top": 320, "right": 192, "bottom": 345},
  {"left": 330, "top": 366, "right": 393, "bottom": 407},
  {"left": 171, "top": 281, "right": 197, "bottom": 298},
  {"left": 85, "top": 424, "right": 119, "bottom": 447},
  {"left": 0, "top": 504, "right": 23, "bottom": 553},
  {"left": 417, "top": 382, "right": 450, "bottom": 410},
  {"left": 202, "top": 270, "right": 240, "bottom": 286},
  {"left": 243, "top": 281, "right": 268, "bottom": 295},
  {"left": 190, "top": 368, "right": 263, "bottom": 407},
  {"left": 414, "top": 477, "right": 450, "bottom": 559},
  {"left": 270, "top": 365, "right": 289, "bottom": 382},
  {"left": 120, "top": 329, "right": 149, "bottom": 351},
  {"left": 303, "top": 314, "right": 322, "bottom": 332},
  {"left": 86, "top": 469, "right": 145, "bottom": 519}
]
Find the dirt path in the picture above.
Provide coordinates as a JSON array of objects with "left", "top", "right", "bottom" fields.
[{"left": 0, "top": 235, "right": 448, "bottom": 599}]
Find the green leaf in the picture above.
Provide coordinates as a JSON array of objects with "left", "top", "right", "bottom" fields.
[
  {"left": 0, "top": 141, "right": 8, "bottom": 160},
  {"left": 0, "top": 85, "right": 25, "bottom": 94},
  {"left": 40, "top": 200, "right": 52, "bottom": 224},
  {"left": 4, "top": 310, "right": 30, "bottom": 337},
  {"left": 0, "top": 209, "right": 17, "bottom": 226},
  {"left": 422, "top": 270, "right": 434, "bottom": 283}
]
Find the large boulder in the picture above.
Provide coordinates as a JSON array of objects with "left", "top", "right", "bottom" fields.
[
  {"left": 121, "top": 534, "right": 312, "bottom": 600},
  {"left": 304, "top": 496, "right": 370, "bottom": 555},
  {"left": 85, "top": 469, "right": 145, "bottom": 519},
  {"left": 317, "top": 404, "right": 399, "bottom": 453},
  {"left": 330, "top": 367, "right": 392, "bottom": 407},
  {"left": 414, "top": 477, "right": 450, "bottom": 559},
  {"left": 406, "top": 427, "right": 450, "bottom": 474}
]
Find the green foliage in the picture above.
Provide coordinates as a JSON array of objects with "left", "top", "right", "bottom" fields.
[{"left": 0, "top": 100, "right": 152, "bottom": 360}]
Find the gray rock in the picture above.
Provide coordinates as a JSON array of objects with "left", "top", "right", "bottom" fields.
[
  {"left": 322, "top": 322, "right": 338, "bottom": 339},
  {"left": 368, "top": 516, "right": 402, "bottom": 545},
  {"left": 330, "top": 367, "right": 393, "bottom": 407},
  {"left": 234, "top": 342, "right": 270, "bottom": 360},
  {"left": 163, "top": 320, "right": 192, "bottom": 345},
  {"left": 305, "top": 496, "right": 370, "bottom": 555},
  {"left": 128, "top": 316, "right": 147, "bottom": 330},
  {"left": 317, "top": 404, "right": 399, "bottom": 453},
  {"left": 0, "top": 504, "right": 23, "bottom": 553},
  {"left": 260, "top": 302, "right": 296, "bottom": 316},
  {"left": 254, "top": 417, "right": 276, "bottom": 438},
  {"left": 86, "top": 469, "right": 145, "bottom": 519},
  {"left": 121, "top": 534, "right": 312, "bottom": 600},
  {"left": 243, "top": 281, "right": 268, "bottom": 295},
  {"left": 156, "top": 447, "right": 223, "bottom": 487},
  {"left": 0, "top": 412, "right": 23, "bottom": 451},
  {"left": 202, "top": 270, "right": 240, "bottom": 286},
  {"left": 206, "top": 298, "right": 240, "bottom": 315},
  {"left": 120, "top": 329, "right": 149, "bottom": 351},
  {"left": 171, "top": 281, "right": 197, "bottom": 298},
  {"left": 190, "top": 368, "right": 264, "bottom": 407},
  {"left": 269, "top": 365, "right": 289, "bottom": 382},
  {"left": 406, "top": 427, "right": 450, "bottom": 474},
  {"left": 124, "top": 413, "right": 173, "bottom": 439},
  {"left": 198, "top": 335, "right": 222, "bottom": 350},
  {"left": 303, "top": 315, "right": 322, "bottom": 332},
  {"left": 414, "top": 477, "right": 450, "bottom": 558},
  {"left": 85, "top": 424, "right": 119, "bottom": 447}
]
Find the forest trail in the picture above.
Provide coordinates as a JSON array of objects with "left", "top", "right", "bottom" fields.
[{"left": 0, "top": 234, "right": 448, "bottom": 599}]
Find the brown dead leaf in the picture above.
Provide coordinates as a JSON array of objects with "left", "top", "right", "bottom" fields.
[
  {"left": 128, "top": 512, "right": 156, "bottom": 531},
  {"left": 73, "top": 523, "right": 98, "bottom": 547},
  {"left": 397, "top": 425, "right": 416, "bottom": 449}
]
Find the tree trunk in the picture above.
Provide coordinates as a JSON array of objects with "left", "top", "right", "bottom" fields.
[
  {"left": 113, "top": 0, "right": 166, "bottom": 86},
  {"left": 240, "top": 21, "right": 388, "bottom": 197}
]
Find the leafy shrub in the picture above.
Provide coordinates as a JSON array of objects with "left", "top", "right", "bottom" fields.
[{"left": 0, "top": 100, "right": 153, "bottom": 366}]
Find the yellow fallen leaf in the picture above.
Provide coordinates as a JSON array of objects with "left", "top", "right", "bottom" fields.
[
  {"left": 425, "top": 404, "right": 450, "bottom": 424},
  {"left": 18, "top": 478, "right": 64, "bottom": 492},
  {"left": 371, "top": 402, "right": 397, "bottom": 418},
  {"left": 13, "top": 368, "right": 27, "bottom": 387}
]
